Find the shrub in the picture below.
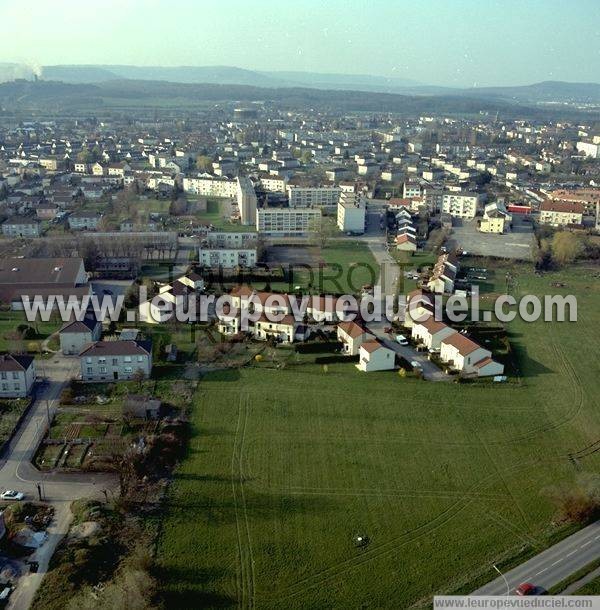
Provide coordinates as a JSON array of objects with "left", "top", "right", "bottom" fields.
[
  {"left": 60, "top": 388, "right": 74, "bottom": 405},
  {"left": 314, "top": 355, "right": 358, "bottom": 364},
  {"left": 295, "top": 341, "right": 342, "bottom": 354}
]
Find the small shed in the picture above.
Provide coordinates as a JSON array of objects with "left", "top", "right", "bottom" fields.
[
  {"left": 165, "top": 343, "right": 178, "bottom": 362},
  {"left": 123, "top": 394, "right": 161, "bottom": 419}
]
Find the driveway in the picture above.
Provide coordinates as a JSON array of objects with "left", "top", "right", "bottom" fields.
[{"left": 366, "top": 320, "right": 450, "bottom": 382}]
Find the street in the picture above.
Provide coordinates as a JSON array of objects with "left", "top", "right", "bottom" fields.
[
  {"left": 0, "top": 356, "right": 116, "bottom": 610},
  {"left": 472, "top": 520, "right": 600, "bottom": 595}
]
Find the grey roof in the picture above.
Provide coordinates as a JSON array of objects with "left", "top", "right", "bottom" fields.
[
  {"left": 0, "top": 354, "right": 34, "bottom": 372},
  {"left": 80, "top": 339, "right": 151, "bottom": 357}
]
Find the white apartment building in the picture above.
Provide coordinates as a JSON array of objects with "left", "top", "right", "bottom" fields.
[
  {"left": 256, "top": 208, "right": 321, "bottom": 236},
  {"left": 203, "top": 232, "right": 258, "bottom": 248},
  {"left": 259, "top": 175, "right": 287, "bottom": 193},
  {"left": 576, "top": 141, "right": 600, "bottom": 159},
  {"left": 441, "top": 192, "right": 480, "bottom": 219},
  {"left": 539, "top": 201, "right": 584, "bottom": 227},
  {"left": 237, "top": 176, "right": 257, "bottom": 226},
  {"left": 286, "top": 185, "right": 341, "bottom": 208},
  {"left": 182, "top": 176, "right": 237, "bottom": 198},
  {"left": 199, "top": 232, "right": 259, "bottom": 268},
  {"left": 199, "top": 248, "right": 257, "bottom": 268},
  {"left": 337, "top": 192, "right": 366, "bottom": 234},
  {"left": 403, "top": 182, "right": 422, "bottom": 198}
]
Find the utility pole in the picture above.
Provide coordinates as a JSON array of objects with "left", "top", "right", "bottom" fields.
[{"left": 45, "top": 396, "right": 51, "bottom": 427}]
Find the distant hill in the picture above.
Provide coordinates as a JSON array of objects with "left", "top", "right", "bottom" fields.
[
  {"left": 42, "top": 65, "right": 290, "bottom": 87},
  {"left": 34, "top": 66, "right": 600, "bottom": 104},
  {"left": 457, "top": 81, "right": 600, "bottom": 104},
  {"left": 0, "top": 77, "right": 581, "bottom": 121},
  {"left": 262, "top": 70, "right": 423, "bottom": 92}
]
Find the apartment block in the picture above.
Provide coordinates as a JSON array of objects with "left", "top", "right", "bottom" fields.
[
  {"left": 441, "top": 192, "right": 480, "bottom": 219},
  {"left": 256, "top": 208, "right": 321, "bottom": 236},
  {"left": 286, "top": 185, "right": 341, "bottom": 208}
]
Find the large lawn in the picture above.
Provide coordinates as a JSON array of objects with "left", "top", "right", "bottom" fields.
[
  {"left": 0, "top": 311, "right": 60, "bottom": 352},
  {"left": 156, "top": 262, "right": 600, "bottom": 608},
  {"left": 193, "top": 198, "right": 255, "bottom": 233},
  {"left": 270, "top": 241, "right": 378, "bottom": 295}
]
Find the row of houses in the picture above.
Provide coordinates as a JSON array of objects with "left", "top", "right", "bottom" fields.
[
  {"left": 426, "top": 252, "right": 460, "bottom": 294},
  {"left": 393, "top": 206, "right": 418, "bottom": 253},
  {"left": 405, "top": 289, "right": 504, "bottom": 377}
]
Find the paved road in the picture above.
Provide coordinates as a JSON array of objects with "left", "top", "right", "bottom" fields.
[
  {"left": 562, "top": 563, "right": 600, "bottom": 594},
  {"left": 472, "top": 520, "right": 600, "bottom": 595},
  {"left": 359, "top": 214, "right": 449, "bottom": 382},
  {"left": 1, "top": 356, "right": 116, "bottom": 610}
]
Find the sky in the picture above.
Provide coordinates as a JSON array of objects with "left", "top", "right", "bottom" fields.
[{"left": 1, "top": 0, "right": 599, "bottom": 87}]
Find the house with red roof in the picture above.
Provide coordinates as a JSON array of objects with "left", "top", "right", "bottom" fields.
[
  {"left": 403, "top": 289, "right": 434, "bottom": 328},
  {"left": 356, "top": 340, "right": 395, "bottom": 372},
  {"left": 439, "top": 333, "right": 504, "bottom": 377},
  {"left": 411, "top": 318, "right": 457, "bottom": 350},
  {"left": 337, "top": 321, "right": 374, "bottom": 355}
]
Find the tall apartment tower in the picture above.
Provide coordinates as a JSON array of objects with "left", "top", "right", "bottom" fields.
[{"left": 237, "top": 176, "right": 257, "bottom": 226}]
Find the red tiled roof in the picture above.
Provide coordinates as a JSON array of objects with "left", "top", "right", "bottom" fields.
[
  {"left": 540, "top": 200, "right": 584, "bottom": 214},
  {"left": 441, "top": 333, "right": 482, "bottom": 356},
  {"left": 338, "top": 321, "right": 369, "bottom": 339}
]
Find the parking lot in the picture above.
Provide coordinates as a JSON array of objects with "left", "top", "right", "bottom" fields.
[{"left": 446, "top": 215, "right": 534, "bottom": 260}]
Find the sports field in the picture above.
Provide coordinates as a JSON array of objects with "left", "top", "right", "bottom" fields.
[{"left": 156, "top": 262, "right": 600, "bottom": 608}]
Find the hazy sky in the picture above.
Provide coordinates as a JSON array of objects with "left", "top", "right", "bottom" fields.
[{"left": 1, "top": 0, "right": 599, "bottom": 87}]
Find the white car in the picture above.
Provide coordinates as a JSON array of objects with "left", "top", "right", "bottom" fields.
[
  {"left": 395, "top": 335, "right": 409, "bottom": 345},
  {"left": 1, "top": 490, "right": 24, "bottom": 501}
]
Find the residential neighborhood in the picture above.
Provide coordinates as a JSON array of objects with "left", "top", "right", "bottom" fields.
[{"left": 0, "top": 5, "right": 598, "bottom": 608}]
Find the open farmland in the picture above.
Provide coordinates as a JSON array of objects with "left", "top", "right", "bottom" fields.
[{"left": 156, "top": 262, "right": 600, "bottom": 608}]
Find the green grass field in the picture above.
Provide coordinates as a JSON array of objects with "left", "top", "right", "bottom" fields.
[
  {"left": 193, "top": 198, "right": 255, "bottom": 233},
  {"left": 0, "top": 311, "right": 60, "bottom": 352},
  {"left": 270, "top": 242, "right": 378, "bottom": 294},
  {"left": 156, "top": 261, "right": 600, "bottom": 608},
  {"left": 577, "top": 575, "right": 600, "bottom": 594}
]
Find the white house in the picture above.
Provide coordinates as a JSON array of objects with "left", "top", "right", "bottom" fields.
[
  {"left": 403, "top": 289, "right": 435, "bottom": 329},
  {"left": 80, "top": 340, "right": 153, "bottom": 381},
  {"left": 395, "top": 233, "right": 417, "bottom": 252},
  {"left": 0, "top": 355, "right": 36, "bottom": 398},
  {"left": 356, "top": 340, "right": 396, "bottom": 372},
  {"left": 59, "top": 313, "right": 102, "bottom": 355},
  {"left": 337, "top": 321, "right": 374, "bottom": 355},
  {"left": 411, "top": 319, "right": 457, "bottom": 350},
  {"left": 427, "top": 253, "right": 459, "bottom": 294},
  {"left": 439, "top": 333, "right": 504, "bottom": 377},
  {"left": 253, "top": 315, "right": 308, "bottom": 344}
]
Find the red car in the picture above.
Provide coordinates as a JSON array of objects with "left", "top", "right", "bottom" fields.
[{"left": 516, "top": 582, "right": 536, "bottom": 596}]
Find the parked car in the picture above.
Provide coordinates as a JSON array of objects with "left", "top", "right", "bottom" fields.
[
  {"left": 395, "top": 335, "right": 408, "bottom": 345},
  {"left": 0, "top": 586, "right": 11, "bottom": 603},
  {"left": 1, "top": 490, "right": 24, "bottom": 501}
]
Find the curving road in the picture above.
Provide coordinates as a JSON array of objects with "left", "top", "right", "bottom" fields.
[
  {"left": 0, "top": 355, "right": 116, "bottom": 610},
  {"left": 472, "top": 520, "right": 600, "bottom": 595}
]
